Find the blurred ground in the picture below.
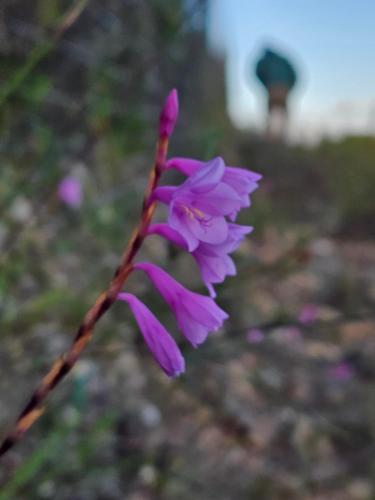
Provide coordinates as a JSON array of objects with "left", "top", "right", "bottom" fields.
[{"left": 1, "top": 1, "right": 375, "bottom": 499}]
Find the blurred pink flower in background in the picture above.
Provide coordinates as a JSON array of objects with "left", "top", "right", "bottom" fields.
[
  {"left": 246, "top": 328, "right": 265, "bottom": 344},
  {"left": 298, "top": 303, "right": 319, "bottom": 325},
  {"left": 272, "top": 326, "right": 302, "bottom": 344},
  {"left": 328, "top": 361, "right": 354, "bottom": 381},
  {"left": 58, "top": 176, "right": 82, "bottom": 208}
]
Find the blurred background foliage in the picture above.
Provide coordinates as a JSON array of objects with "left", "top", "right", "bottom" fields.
[{"left": 1, "top": 1, "right": 375, "bottom": 499}]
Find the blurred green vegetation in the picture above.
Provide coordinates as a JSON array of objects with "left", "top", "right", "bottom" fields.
[{"left": 318, "top": 136, "right": 375, "bottom": 231}]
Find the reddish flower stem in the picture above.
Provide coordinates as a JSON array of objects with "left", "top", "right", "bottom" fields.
[{"left": 0, "top": 136, "right": 169, "bottom": 457}]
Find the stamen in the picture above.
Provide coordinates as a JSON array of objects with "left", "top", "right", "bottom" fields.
[{"left": 181, "top": 204, "right": 211, "bottom": 226}]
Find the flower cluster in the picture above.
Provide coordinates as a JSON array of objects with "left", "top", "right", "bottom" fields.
[{"left": 118, "top": 90, "right": 261, "bottom": 376}]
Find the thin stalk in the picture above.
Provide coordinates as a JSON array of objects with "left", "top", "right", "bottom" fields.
[
  {"left": 0, "top": 136, "right": 169, "bottom": 457},
  {"left": 0, "top": 0, "right": 89, "bottom": 108}
]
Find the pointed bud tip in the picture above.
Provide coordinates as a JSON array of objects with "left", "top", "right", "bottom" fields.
[{"left": 159, "top": 88, "right": 179, "bottom": 138}]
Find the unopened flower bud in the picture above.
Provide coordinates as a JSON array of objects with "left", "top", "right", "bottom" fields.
[{"left": 158, "top": 89, "right": 179, "bottom": 138}]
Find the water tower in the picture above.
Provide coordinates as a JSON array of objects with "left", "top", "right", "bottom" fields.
[{"left": 254, "top": 47, "right": 297, "bottom": 140}]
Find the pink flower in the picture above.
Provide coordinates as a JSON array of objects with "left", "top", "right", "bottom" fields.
[
  {"left": 273, "top": 326, "right": 302, "bottom": 343},
  {"left": 159, "top": 89, "right": 179, "bottom": 139},
  {"left": 246, "top": 328, "right": 265, "bottom": 344},
  {"left": 117, "top": 293, "right": 185, "bottom": 377},
  {"left": 328, "top": 362, "right": 354, "bottom": 381},
  {"left": 191, "top": 242, "right": 236, "bottom": 297},
  {"left": 58, "top": 176, "right": 82, "bottom": 208},
  {"left": 153, "top": 158, "right": 242, "bottom": 251},
  {"left": 166, "top": 157, "right": 261, "bottom": 220},
  {"left": 134, "top": 262, "right": 228, "bottom": 347},
  {"left": 148, "top": 223, "right": 252, "bottom": 297},
  {"left": 298, "top": 304, "right": 318, "bottom": 325}
]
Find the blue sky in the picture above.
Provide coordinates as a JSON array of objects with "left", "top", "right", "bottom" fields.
[{"left": 207, "top": 0, "right": 375, "bottom": 141}]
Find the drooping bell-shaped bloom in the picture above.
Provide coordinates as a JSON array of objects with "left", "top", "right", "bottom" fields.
[
  {"left": 148, "top": 222, "right": 252, "bottom": 297},
  {"left": 195, "top": 223, "right": 254, "bottom": 296},
  {"left": 166, "top": 157, "right": 262, "bottom": 220},
  {"left": 58, "top": 176, "right": 82, "bottom": 208},
  {"left": 158, "top": 88, "right": 179, "bottom": 139},
  {"left": 133, "top": 262, "right": 228, "bottom": 347},
  {"left": 117, "top": 292, "right": 185, "bottom": 377},
  {"left": 192, "top": 244, "right": 236, "bottom": 297},
  {"left": 153, "top": 157, "right": 243, "bottom": 251}
]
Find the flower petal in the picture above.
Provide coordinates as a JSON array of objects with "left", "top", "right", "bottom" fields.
[
  {"left": 181, "top": 157, "right": 225, "bottom": 193},
  {"left": 118, "top": 293, "right": 185, "bottom": 377},
  {"left": 166, "top": 157, "right": 203, "bottom": 176},
  {"left": 192, "top": 183, "right": 242, "bottom": 216},
  {"left": 186, "top": 215, "right": 228, "bottom": 245},
  {"left": 148, "top": 223, "right": 187, "bottom": 249},
  {"left": 168, "top": 202, "right": 200, "bottom": 251},
  {"left": 152, "top": 186, "right": 177, "bottom": 205}
]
